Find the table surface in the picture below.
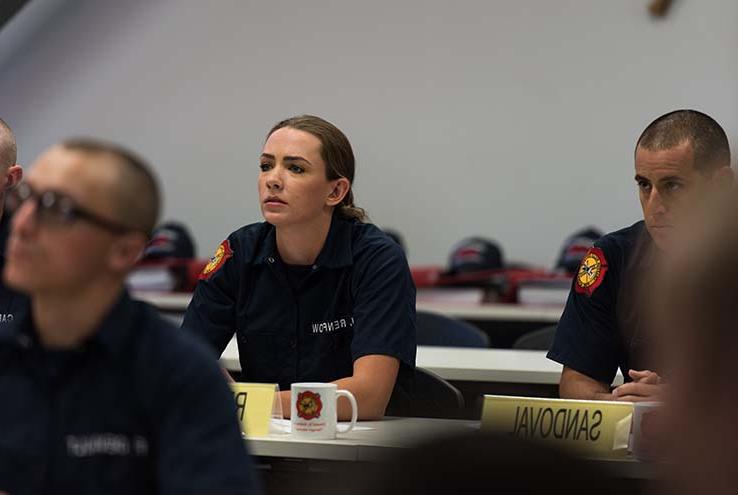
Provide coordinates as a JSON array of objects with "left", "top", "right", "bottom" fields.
[
  {"left": 220, "top": 338, "right": 623, "bottom": 386},
  {"left": 133, "top": 291, "right": 564, "bottom": 323},
  {"left": 248, "top": 416, "right": 653, "bottom": 479},
  {"left": 251, "top": 417, "right": 476, "bottom": 462}
]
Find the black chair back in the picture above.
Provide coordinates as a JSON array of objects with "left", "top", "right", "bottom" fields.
[
  {"left": 512, "top": 325, "right": 557, "bottom": 350},
  {"left": 416, "top": 311, "right": 489, "bottom": 348},
  {"left": 387, "top": 366, "right": 465, "bottom": 419}
]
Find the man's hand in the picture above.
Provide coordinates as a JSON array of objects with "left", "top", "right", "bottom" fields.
[{"left": 612, "top": 369, "right": 665, "bottom": 402}]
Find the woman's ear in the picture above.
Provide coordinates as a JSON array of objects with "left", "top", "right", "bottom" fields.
[
  {"left": 4, "top": 165, "right": 22, "bottom": 190},
  {"left": 326, "top": 178, "right": 350, "bottom": 207}
]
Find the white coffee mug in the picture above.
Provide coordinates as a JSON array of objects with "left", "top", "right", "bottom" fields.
[
  {"left": 290, "top": 383, "right": 358, "bottom": 439},
  {"left": 630, "top": 401, "right": 662, "bottom": 461}
]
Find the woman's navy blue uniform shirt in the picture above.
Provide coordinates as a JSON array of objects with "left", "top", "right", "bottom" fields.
[
  {"left": 547, "top": 221, "right": 653, "bottom": 385},
  {"left": 182, "top": 215, "right": 417, "bottom": 391},
  {"left": 0, "top": 292, "right": 260, "bottom": 495}
]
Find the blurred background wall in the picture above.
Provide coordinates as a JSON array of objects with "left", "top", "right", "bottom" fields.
[{"left": 0, "top": 0, "right": 735, "bottom": 266}]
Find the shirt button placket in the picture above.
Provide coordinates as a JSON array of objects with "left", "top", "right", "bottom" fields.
[{"left": 292, "top": 290, "right": 299, "bottom": 384}]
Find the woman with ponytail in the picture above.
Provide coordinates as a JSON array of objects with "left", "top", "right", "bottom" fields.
[{"left": 183, "top": 115, "right": 416, "bottom": 421}]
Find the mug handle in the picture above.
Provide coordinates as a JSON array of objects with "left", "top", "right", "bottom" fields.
[{"left": 336, "top": 390, "right": 358, "bottom": 434}]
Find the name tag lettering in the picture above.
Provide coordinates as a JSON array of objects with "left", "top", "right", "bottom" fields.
[
  {"left": 66, "top": 434, "right": 149, "bottom": 458},
  {"left": 311, "top": 317, "right": 354, "bottom": 335},
  {"left": 511, "top": 406, "right": 603, "bottom": 442},
  {"left": 235, "top": 391, "right": 248, "bottom": 422}
]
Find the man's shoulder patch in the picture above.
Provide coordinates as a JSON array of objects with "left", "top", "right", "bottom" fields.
[
  {"left": 199, "top": 240, "right": 233, "bottom": 280},
  {"left": 574, "top": 247, "right": 609, "bottom": 296}
]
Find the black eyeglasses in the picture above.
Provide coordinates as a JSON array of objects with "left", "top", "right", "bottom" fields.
[{"left": 5, "top": 182, "right": 136, "bottom": 234}]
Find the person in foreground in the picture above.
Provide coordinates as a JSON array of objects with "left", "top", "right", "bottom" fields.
[
  {"left": 656, "top": 190, "right": 738, "bottom": 495},
  {"left": 0, "top": 139, "right": 260, "bottom": 494},
  {"left": 318, "top": 432, "right": 620, "bottom": 495},
  {"left": 0, "top": 118, "right": 27, "bottom": 324},
  {"left": 183, "top": 115, "right": 416, "bottom": 420},
  {"left": 548, "top": 109, "right": 733, "bottom": 401}
]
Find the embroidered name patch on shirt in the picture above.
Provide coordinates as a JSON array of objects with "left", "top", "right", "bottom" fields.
[
  {"left": 66, "top": 434, "right": 149, "bottom": 458},
  {"left": 311, "top": 317, "right": 354, "bottom": 334}
]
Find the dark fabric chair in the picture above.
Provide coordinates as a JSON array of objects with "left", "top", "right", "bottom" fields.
[
  {"left": 386, "top": 367, "right": 465, "bottom": 419},
  {"left": 512, "top": 325, "right": 557, "bottom": 350},
  {"left": 416, "top": 310, "right": 490, "bottom": 348}
]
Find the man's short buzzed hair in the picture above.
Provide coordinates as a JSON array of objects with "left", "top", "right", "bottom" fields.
[
  {"left": 0, "top": 118, "right": 17, "bottom": 171},
  {"left": 636, "top": 109, "right": 731, "bottom": 173},
  {"left": 61, "top": 138, "right": 160, "bottom": 235}
]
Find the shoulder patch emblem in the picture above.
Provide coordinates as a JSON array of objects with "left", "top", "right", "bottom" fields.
[
  {"left": 574, "top": 247, "right": 608, "bottom": 296},
  {"left": 199, "top": 240, "right": 233, "bottom": 280}
]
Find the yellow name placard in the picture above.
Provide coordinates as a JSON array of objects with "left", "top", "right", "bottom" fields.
[
  {"left": 481, "top": 395, "right": 633, "bottom": 458},
  {"left": 230, "top": 383, "right": 282, "bottom": 437}
]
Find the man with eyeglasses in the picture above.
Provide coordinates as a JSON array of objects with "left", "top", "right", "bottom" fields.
[
  {"left": 0, "top": 139, "right": 261, "bottom": 494},
  {"left": 0, "top": 119, "right": 26, "bottom": 326}
]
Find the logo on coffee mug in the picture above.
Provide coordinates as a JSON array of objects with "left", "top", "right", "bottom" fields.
[{"left": 296, "top": 391, "right": 323, "bottom": 420}]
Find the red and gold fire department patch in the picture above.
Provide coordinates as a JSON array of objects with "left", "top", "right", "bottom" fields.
[
  {"left": 574, "top": 247, "right": 608, "bottom": 296},
  {"left": 296, "top": 391, "right": 323, "bottom": 421},
  {"left": 199, "top": 240, "right": 233, "bottom": 280}
]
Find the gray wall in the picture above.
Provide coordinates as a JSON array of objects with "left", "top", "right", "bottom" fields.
[{"left": 0, "top": 0, "right": 735, "bottom": 266}]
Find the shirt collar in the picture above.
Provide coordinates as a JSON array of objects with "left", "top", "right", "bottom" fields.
[
  {"left": 253, "top": 214, "right": 354, "bottom": 269},
  {"left": 90, "top": 290, "right": 138, "bottom": 356},
  {"left": 0, "top": 290, "right": 137, "bottom": 356},
  {"left": 253, "top": 226, "right": 278, "bottom": 266}
]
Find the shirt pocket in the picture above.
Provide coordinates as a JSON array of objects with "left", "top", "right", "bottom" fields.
[
  {"left": 56, "top": 455, "right": 151, "bottom": 494},
  {"left": 0, "top": 445, "right": 39, "bottom": 493},
  {"left": 239, "top": 330, "right": 290, "bottom": 383}
]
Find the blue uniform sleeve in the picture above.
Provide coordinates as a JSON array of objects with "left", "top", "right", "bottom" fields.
[
  {"left": 154, "top": 338, "right": 262, "bottom": 495},
  {"left": 181, "top": 237, "right": 239, "bottom": 356},
  {"left": 350, "top": 241, "right": 417, "bottom": 368},
  {"left": 547, "top": 246, "right": 623, "bottom": 385}
]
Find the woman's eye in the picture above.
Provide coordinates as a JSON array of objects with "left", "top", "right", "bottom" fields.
[
  {"left": 289, "top": 165, "right": 305, "bottom": 174},
  {"left": 259, "top": 163, "right": 272, "bottom": 172}
]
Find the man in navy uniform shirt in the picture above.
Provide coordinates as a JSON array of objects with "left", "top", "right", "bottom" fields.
[
  {"left": 548, "top": 110, "right": 733, "bottom": 402},
  {"left": 0, "top": 119, "right": 26, "bottom": 324},
  {"left": 0, "top": 139, "right": 260, "bottom": 494}
]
